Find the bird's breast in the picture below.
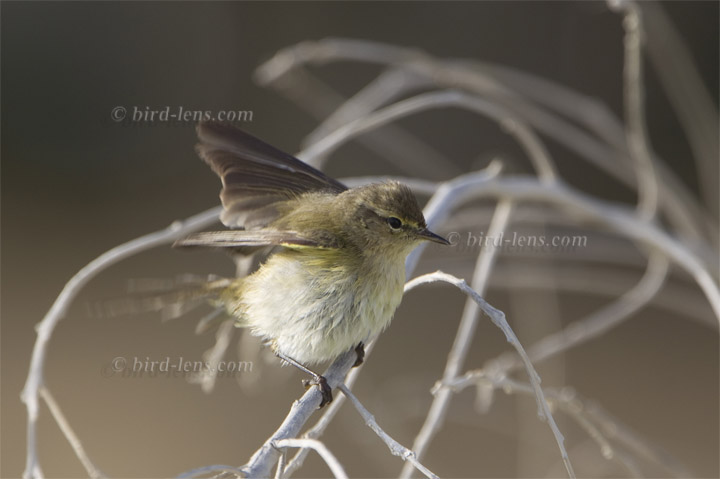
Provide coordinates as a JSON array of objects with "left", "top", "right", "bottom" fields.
[{"left": 235, "top": 249, "right": 406, "bottom": 364}]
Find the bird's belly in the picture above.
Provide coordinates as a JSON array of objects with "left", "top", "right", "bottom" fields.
[{"left": 237, "top": 253, "right": 405, "bottom": 364}]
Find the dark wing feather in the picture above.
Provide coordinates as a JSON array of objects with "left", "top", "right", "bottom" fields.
[
  {"left": 174, "top": 230, "right": 337, "bottom": 249},
  {"left": 196, "top": 122, "right": 347, "bottom": 228}
]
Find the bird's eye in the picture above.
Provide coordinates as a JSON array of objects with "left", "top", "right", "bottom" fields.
[{"left": 387, "top": 217, "right": 402, "bottom": 230}]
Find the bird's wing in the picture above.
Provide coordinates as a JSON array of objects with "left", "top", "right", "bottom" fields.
[
  {"left": 196, "top": 121, "right": 347, "bottom": 229},
  {"left": 174, "top": 229, "right": 338, "bottom": 250}
]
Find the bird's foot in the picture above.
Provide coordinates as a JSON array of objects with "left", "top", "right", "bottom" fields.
[
  {"left": 353, "top": 342, "right": 365, "bottom": 368},
  {"left": 302, "top": 375, "right": 333, "bottom": 408}
]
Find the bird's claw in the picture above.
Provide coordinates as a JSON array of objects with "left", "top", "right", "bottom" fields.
[
  {"left": 302, "top": 375, "right": 333, "bottom": 408},
  {"left": 353, "top": 342, "right": 365, "bottom": 368}
]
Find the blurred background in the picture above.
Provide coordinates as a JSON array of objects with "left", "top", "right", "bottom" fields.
[{"left": 2, "top": 2, "right": 717, "bottom": 478}]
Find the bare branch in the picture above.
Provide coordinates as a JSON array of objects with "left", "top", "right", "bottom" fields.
[
  {"left": 490, "top": 250, "right": 670, "bottom": 374},
  {"left": 443, "top": 373, "right": 691, "bottom": 477},
  {"left": 641, "top": 1, "right": 719, "bottom": 218},
  {"left": 272, "top": 439, "right": 347, "bottom": 479},
  {"left": 22, "top": 206, "right": 222, "bottom": 479},
  {"left": 405, "top": 271, "right": 576, "bottom": 478},
  {"left": 39, "top": 387, "right": 105, "bottom": 479},
  {"left": 177, "top": 464, "right": 245, "bottom": 478},
  {"left": 240, "top": 349, "right": 357, "bottom": 478},
  {"left": 414, "top": 177, "right": 720, "bottom": 320},
  {"left": 609, "top": 0, "right": 660, "bottom": 220},
  {"left": 258, "top": 37, "right": 715, "bottom": 243},
  {"left": 281, "top": 340, "right": 377, "bottom": 477},
  {"left": 299, "top": 90, "right": 557, "bottom": 182},
  {"left": 400, "top": 200, "right": 514, "bottom": 478},
  {"left": 337, "top": 385, "right": 439, "bottom": 479}
]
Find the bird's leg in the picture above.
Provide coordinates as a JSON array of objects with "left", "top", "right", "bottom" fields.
[
  {"left": 353, "top": 342, "right": 365, "bottom": 368},
  {"left": 274, "top": 351, "right": 332, "bottom": 408}
]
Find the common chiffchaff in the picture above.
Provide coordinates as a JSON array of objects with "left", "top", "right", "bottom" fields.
[{"left": 176, "top": 121, "right": 449, "bottom": 406}]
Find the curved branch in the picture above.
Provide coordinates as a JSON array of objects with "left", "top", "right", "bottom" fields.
[
  {"left": 272, "top": 439, "right": 347, "bottom": 479},
  {"left": 338, "top": 384, "right": 439, "bottom": 479},
  {"left": 400, "top": 200, "right": 514, "bottom": 478},
  {"left": 22, "top": 206, "right": 222, "bottom": 479},
  {"left": 405, "top": 271, "right": 576, "bottom": 478}
]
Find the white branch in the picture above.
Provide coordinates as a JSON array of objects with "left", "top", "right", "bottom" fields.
[
  {"left": 337, "top": 385, "right": 439, "bottom": 479},
  {"left": 444, "top": 372, "right": 691, "bottom": 478},
  {"left": 405, "top": 271, "right": 576, "bottom": 478},
  {"left": 272, "top": 439, "right": 347, "bottom": 479},
  {"left": 405, "top": 167, "right": 503, "bottom": 276},
  {"left": 490, "top": 250, "right": 670, "bottom": 373},
  {"left": 641, "top": 1, "right": 719, "bottom": 218},
  {"left": 299, "top": 90, "right": 557, "bottom": 183},
  {"left": 413, "top": 177, "right": 720, "bottom": 320},
  {"left": 22, "top": 206, "right": 222, "bottom": 479},
  {"left": 240, "top": 349, "right": 357, "bottom": 478},
  {"left": 400, "top": 200, "right": 514, "bottom": 478},
  {"left": 39, "top": 387, "right": 105, "bottom": 479},
  {"left": 609, "top": 0, "right": 660, "bottom": 220},
  {"left": 177, "top": 464, "right": 245, "bottom": 478},
  {"left": 281, "top": 340, "right": 377, "bottom": 477},
  {"left": 23, "top": 25, "right": 716, "bottom": 478},
  {"left": 258, "top": 37, "right": 715, "bottom": 243}
]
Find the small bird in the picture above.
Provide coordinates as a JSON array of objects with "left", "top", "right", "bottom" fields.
[{"left": 176, "top": 121, "right": 449, "bottom": 407}]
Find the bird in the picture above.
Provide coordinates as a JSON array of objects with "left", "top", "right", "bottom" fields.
[{"left": 175, "top": 121, "right": 449, "bottom": 407}]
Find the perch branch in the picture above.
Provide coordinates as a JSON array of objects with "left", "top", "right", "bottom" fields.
[
  {"left": 239, "top": 349, "right": 357, "bottom": 478},
  {"left": 281, "top": 340, "right": 377, "bottom": 477}
]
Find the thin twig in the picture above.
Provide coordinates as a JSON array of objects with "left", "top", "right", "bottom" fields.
[
  {"left": 177, "top": 464, "right": 246, "bottom": 478},
  {"left": 257, "top": 37, "right": 714, "bottom": 243},
  {"left": 274, "top": 448, "right": 286, "bottom": 479},
  {"left": 640, "top": 1, "right": 719, "bottom": 219},
  {"left": 583, "top": 399, "right": 692, "bottom": 477},
  {"left": 337, "top": 385, "right": 439, "bottom": 479},
  {"left": 281, "top": 341, "right": 376, "bottom": 477},
  {"left": 609, "top": 0, "right": 660, "bottom": 220},
  {"left": 39, "top": 387, "right": 105, "bottom": 479},
  {"left": 400, "top": 200, "right": 514, "bottom": 478},
  {"left": 272, "top": 439, "right": 347, "bottom": 479},
  {"left": 443, "top": 373, "right": 690, "bottom": 477},
  {"left": 414, "top": 177, "right": 720, "bottom": 320},
  {"left": 299, "top": 90, "right": 557, "bottom": 182},
  {"left": 188, "top": 319, "right": 236, "bottom": 393},
  {"left": 490, "top": 250, "right": 670, "bottom": 374},
  {"left": 405, "top": 271, "right": 576, "bottom": 478},
  {"left": 22, "top": 206, "right": 222, "bottom": 479},
  {"left": 300, "top": 67, "right": 458, "bottom": 178},
  {"left": 405, "top": 166, "right": 503, "bottom": 276},
  {"left": 240, "top": 349, "right": 357, "bottom": 478}
]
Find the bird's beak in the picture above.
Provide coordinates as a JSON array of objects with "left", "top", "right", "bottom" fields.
[{"left": 417, "top": 228, "right": 450, "bottom": 245}]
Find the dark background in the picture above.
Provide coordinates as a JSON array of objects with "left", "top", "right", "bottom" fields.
[{"left": 2, "top": 2, "right": 718, "bottom": 478}]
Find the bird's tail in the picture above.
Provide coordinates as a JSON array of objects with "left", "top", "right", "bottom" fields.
[{"left": 89, "top": 274, "right": 234, "bottom": 328}]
